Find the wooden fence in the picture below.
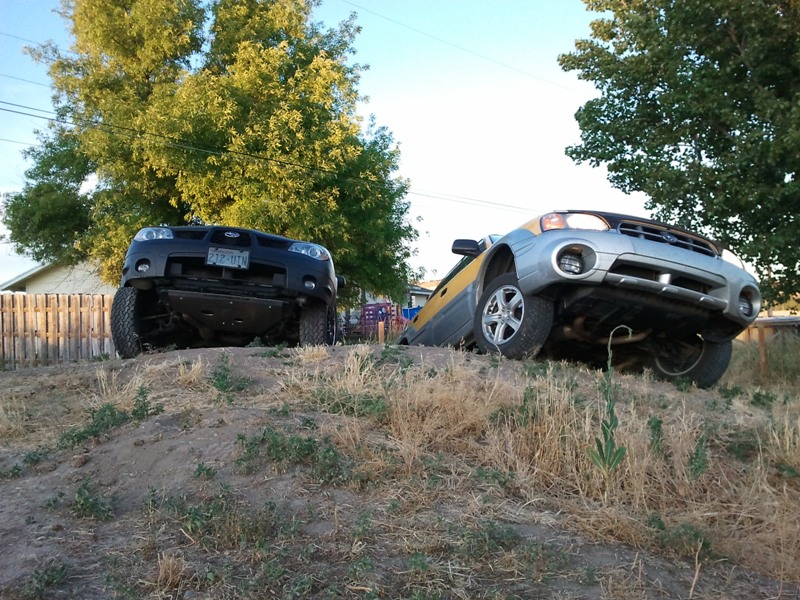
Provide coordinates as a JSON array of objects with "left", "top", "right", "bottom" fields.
[{"left": 0, "top": 293, "right": 115, "bottom": 369}]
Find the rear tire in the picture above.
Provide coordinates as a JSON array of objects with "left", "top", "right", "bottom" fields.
[
  {"left": 111, "top": 287, "right": 143, "bottom": 359},
  {"left": 473, "top": 273, "right": 553, "bottom": 359},
  {"left": 299, "top": 302, "right": 336, "bottom": 346},
  {"left": 652, "top": 335, "right": 732, "bottom": 389}
]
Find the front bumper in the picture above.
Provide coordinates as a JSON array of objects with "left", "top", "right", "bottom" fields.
[
  {"left": 510, "top": 229, "right": 760, "bottom": 332},
  {"left": 121, "top": 240, "right": 338, "bottom": 307}
]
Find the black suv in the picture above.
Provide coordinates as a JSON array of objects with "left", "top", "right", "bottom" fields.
[{"left": 110, "top": 225, "right": 344, "bottom": 358}]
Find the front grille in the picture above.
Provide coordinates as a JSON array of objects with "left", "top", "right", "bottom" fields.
[
  {"left": 618, "top": 221, "right": 716, "bottom": 257},
  {"left": 164, "top": 257, "right": 287, "bottom": 288},
  {"left": 608, "top": 263, "right": 712, "bottom": 295},
  {"left": 209, "top": 229, "right": 252, "bottom": 247},
  {"left": 174, "top": 229, "right": 207, "bottom": 240},
  {"left": 256, "top": 235, "right": 293, "bottom": 250}
]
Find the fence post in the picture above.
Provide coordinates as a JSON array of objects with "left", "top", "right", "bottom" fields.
[{"left": 1, "top": 294, "right": 14, "bottom": 368}]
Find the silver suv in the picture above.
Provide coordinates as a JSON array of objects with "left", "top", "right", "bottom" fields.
[{"left": 397, "top": 210, "right": 760, "bottom": 388}]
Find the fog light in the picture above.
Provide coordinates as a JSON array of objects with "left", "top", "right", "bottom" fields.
[
  {"left": 136, "top": 260, "right": 151, "bottom": 273},
  {"left": 304, "top": 279, "right": 316, "bottom": 290},
  {"left": 558, "top": 253, "right": 584, "bottom": 275},
  {"left": 738, "top": 294, "right": 754, "bottom": 317}
]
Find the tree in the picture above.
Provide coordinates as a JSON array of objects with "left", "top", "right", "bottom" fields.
[
  {"left": 2, "top": 127, "right": 94, "bottom": 264},
  {"left": 559, "top": 0, "right": 800, "bottom": 305},
  {"left": 2, "top": 0, "right": 417, "bottom": 303}
]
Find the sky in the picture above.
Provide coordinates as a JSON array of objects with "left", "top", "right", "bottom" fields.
[{"left": 0, "top": 0, "right": 649, "bottom": 287}]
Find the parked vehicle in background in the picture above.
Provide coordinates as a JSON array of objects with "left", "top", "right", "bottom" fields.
[
  {"left": 396, "top": 210, "right": 761, "bottom": 388},
  {"left": 111, "top": 225, "right": 344, "bottom": 358}
]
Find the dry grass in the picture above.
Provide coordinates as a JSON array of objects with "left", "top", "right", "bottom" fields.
[
  {"left": 724, "top": 334, "right": 800, "bottom": 388},
  {"left": 286, "top": 339, "right": 800, "bottom": 584}
]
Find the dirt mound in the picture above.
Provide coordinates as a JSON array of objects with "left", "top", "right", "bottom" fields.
[{"left": 1, "top": 345, "right": 797, "bottom": 599}]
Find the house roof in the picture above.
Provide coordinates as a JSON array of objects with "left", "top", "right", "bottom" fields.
[
  {"left": 414, "top": 280, "right": 441, "bottom": 291},
  {"left": 407, "top": 283, "right": 434, "bottom": 296},
  {"left": 0, "top": 263, "right": 49, "bottom": 291}
]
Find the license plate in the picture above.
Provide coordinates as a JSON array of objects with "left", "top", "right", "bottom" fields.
[{"left": 206, "top": 247, "right": 250, "bottom": 269}]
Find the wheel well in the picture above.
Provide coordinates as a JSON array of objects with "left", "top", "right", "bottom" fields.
[{"left": 482, "top": 245, "right": 516, "bottom": 291}]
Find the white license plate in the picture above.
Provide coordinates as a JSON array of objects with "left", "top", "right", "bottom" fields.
[{"left": 206, "top": 247, "right": 250, "bottom": 269}]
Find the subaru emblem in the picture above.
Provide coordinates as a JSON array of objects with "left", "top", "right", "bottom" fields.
[
  {"left": 661, "top": 232, "right": 677, "bottom": 243},
  {"left": 224, "top": 231, "right": 240, "bottom": 238}
]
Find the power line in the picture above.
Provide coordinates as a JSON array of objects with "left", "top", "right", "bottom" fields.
[
  {"left": 0, "top": 137, "right": 33, "bottom": 147},
  {"left": 0, "top": 31, "right": 42, "bottom": 45},
  {"left": 408, "top": 189, "right": 529, "bottom": 214},
  {"left": 0, "top": 72, "right": 52, "bottom": 88},
  {"left": 0, "top": 124, "right": 530, "bottom": 212},
  {"left": 337, "top": 0, "right": 580, "bottom": 94},
  {"left": 0, "top": 99, "right": 537, "bottom": 213},
  {"left": 0, "top": 101, "right": 349, "bottom": 177}
]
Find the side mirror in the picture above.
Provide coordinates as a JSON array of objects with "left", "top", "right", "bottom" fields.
[
  {"left": 451, "top": 239, "right": 481, "bottom": 257},
  {"left": 337, "top": 275, "right": 346, "bottom": 289}
]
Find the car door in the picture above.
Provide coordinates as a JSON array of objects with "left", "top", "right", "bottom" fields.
[{"left": 425, "top": 254, "right": 486, "bottom": 346}]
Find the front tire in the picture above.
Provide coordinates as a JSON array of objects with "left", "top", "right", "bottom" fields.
[
  {"left": 473, "top": 273, "right": 553, "bottom": 359},
  {"left": 299, "top": 302, "right": 336, "bottom": 346},
  {"left": 652, "top": 335, "right": 732, "bottom": 389},
  {"left": 111, "top": 287, "right": 143, "bottom": 359}
]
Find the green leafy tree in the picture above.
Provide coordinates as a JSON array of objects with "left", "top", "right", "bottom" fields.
[
  {"left": 559, "top": 0, "right": 800, "bottom": 305},
  {"left": 2, "top": 0, "right": 416, "bottom": 303},
  {"left": 2, "top": 127, "right": 94, "bottom": 264}
]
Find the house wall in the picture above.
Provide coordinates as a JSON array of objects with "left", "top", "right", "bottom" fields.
[
  {"left": 409, "top": 292, "right": 429, "bottom": 308},
  {"left": 23, "top": 264, "right": 117, "bottom": 295}
]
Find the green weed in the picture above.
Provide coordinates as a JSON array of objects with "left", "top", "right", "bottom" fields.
[
  {"left": 352, "top": 512, "right": 373, "bottom": 540},
  {"left": 17, "top": 563, "right": 69, "bottom": 599},
  {"left": 407, "top": 552, "right": 430, "bottom": 573},
  {"left": 516, "top": 540, "right": 569, "bottom": 583},
  {"left": 717, "top": 384, "right": 744, "bottom": 401},
  {"left": 474, "top": 466, "right": 515, "bottom": 489},
  {"left": 587, "top": 327, "right": 629, "bottom": 501},
  {"left": 317, "top": 389, "right": 388, "bottom": 420},
  {"left": 234, "top": 426, "right": 350, "bottom": 483},
  {"left": 751, "top": 390, "right": 777, "bottom": 409},
  {"left": 647, "top": 416, "right": 664, "bottom": 455},
  {"left": 72, "top": 479, "right": 113, "bottom": 521},
  {"left": 193, "top": 462, "right": 217, "bottom": 480},
  {"left": 210, "top": 352, "right": 250, "bottom": 394},
  {"left": 688, "top": 433, "right": 709, "bottom": 480},
  {"left": 587, "top": 377, "right": 626, "bottom": 488},
  {"left": 649, "top": 517, "right": 713, "bottom": 560},
  {"left": 22, "top": 450, "right": 45, "bottom": 466},
  {"left": 44, "top": 491, "right": 65, "bottom": 509},
  {"left": 58, "top": 403, "right": 131, "bottom": 448},
  {"left": 376, "top": 344, "right": 414, "bottom": 369},
  {"left": 672, "top": 376, "right": 692, "bottom": 392},
  {"left": 255, "top": 343, "right": 288, "bottom": 358},
  {"left": 162, "top": 486, "right": 280, "bottom": 551},
  {"left": 775, "top": 463, "right": 800, "bottom": 478},
  {"left": 348, "top": 555, "right": 374, "bottom": 577},
  {"left": 57, "top": 389, "right": 162, "bottom": 449},
  {"left": 490, "top": 385, "right": 538, "bottom": 427},
  {"left": 725, "top": 429, "right": 760, "bottom": 461},
  {"left": 460, "top": 520, "right": 521, "bottom": 559},
  {"left": 0, "top": 464, "right": 23, "bottom": 479},
  {"left": 130, "top": 386, "right": 163, "bottom": 419}
]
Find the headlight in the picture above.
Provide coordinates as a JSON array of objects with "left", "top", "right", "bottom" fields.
[
  {"left": 721, "top": 248, "right": 744, "bottom": 269},
  {"left": 134, "top": 227, "right": 173, "bottom": 241},
  {"left": 289, "top": 242, "right": 331, "bottom": 261},
  {"left": 541, "top": 212, "right": 609, "bottom": 232}
]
